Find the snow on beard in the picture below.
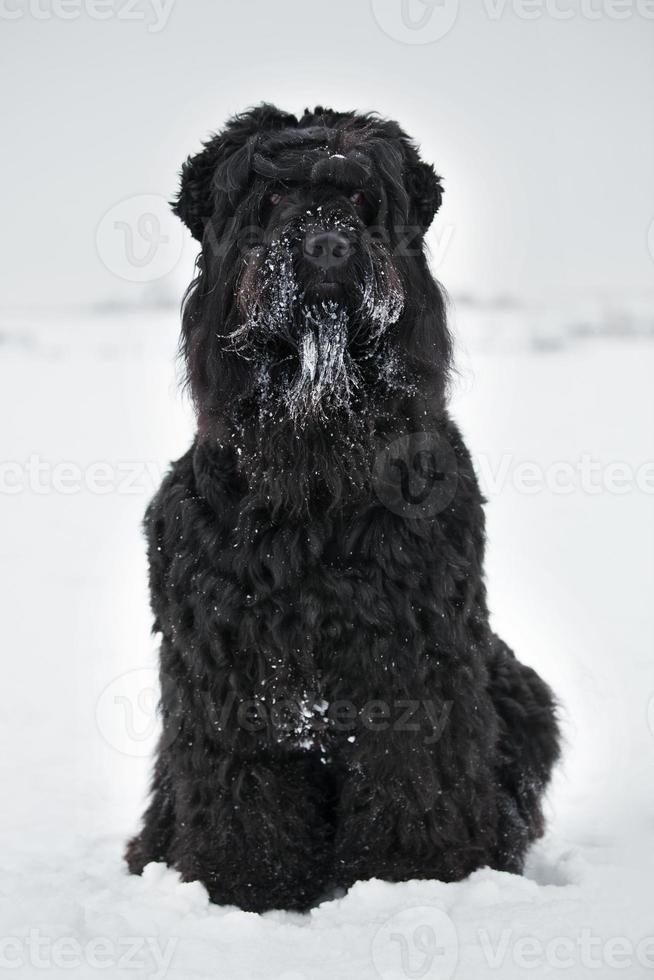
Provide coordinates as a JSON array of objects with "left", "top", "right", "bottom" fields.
[{"left": 231, "top": 218, "right": 405, "bottom": 423}]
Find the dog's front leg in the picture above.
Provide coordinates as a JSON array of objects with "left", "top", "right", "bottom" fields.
[
  {"left": 127, "top": 641, "right": 334, "bottom": 912},
  {"left": 164, "top": 749, "right": 333, "bottom": 912},
  {"left": 147, "top": 626, "right": 335, "bottom": 912}
]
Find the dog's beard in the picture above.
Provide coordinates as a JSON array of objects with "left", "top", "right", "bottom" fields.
[
  {"left": 230, "top": 223, "right": 405, "bottom": 424},
  {"left": 285, "top": 303, "right": 351, "bottom": 420}
]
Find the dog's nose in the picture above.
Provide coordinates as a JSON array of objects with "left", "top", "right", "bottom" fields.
[{"left": 303, "top": 229, "right": 351, "bottom": 268}]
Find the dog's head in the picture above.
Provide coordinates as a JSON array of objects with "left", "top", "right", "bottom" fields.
[{"left": 174, "top": 104, "right": 451, "bottom": 439}]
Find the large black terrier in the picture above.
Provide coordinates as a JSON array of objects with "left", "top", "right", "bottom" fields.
[{"left": 126, "top": 104, "right": 560, "bottom": 912}]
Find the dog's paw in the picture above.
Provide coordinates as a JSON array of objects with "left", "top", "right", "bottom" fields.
[{"left": 124, "top": 834, "right": 147, "bottom": 875}]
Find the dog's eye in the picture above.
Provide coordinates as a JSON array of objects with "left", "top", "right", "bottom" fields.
[
  {"left": 268, "top": 192, "right": 284, "bottom": 206},
  {"left": 350, "top": 190, "right": 365, "bottom": 207}
]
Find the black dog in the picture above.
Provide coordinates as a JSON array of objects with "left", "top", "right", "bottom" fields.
[{"left": 126, "top": 105, "right": 560, "bottom": 912}]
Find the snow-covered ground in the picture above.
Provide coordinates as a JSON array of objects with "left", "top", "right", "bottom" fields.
[{"left": 1, "top": 307, "right": 653, "bottom": 979}]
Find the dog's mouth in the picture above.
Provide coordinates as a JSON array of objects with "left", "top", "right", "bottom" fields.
[
  {"left": 300, "top": 272, "right": 352, "bottom": 309},
  {"left": 305, "top": 280, "right": 345, "bottom": 300}
]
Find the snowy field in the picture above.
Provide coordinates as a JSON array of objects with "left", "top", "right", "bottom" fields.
[{"left": 1, "top": 307, "right": 653, "bottom": 979}]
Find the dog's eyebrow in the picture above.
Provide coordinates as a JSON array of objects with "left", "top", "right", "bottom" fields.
[
  {"left": 250, "top": 125, "right": 380, "bottom": 185},
  {"left": 250, "top": 128, "right": 330, "bottom": 181},
  {"left": 256, "top": 127, "right": 327, "bottom": 155},
  {"left": 310, "top": 155, "right": 370, "bottom": 189},
  {"left": 251, "top": 151, "right": 312, "bottom": 181},
  {"left": 251, "top": 141, "right": 373, "bottom": 192}
]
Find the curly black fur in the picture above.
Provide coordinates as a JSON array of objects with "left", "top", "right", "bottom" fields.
[{"left": 126, "top": 104, "right": 561, "bottom": 912}]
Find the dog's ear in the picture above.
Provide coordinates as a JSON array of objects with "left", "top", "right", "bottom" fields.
[
  {"left": 405, "top": 160, "right": 444, "bottom": 233},
  {"left": 172, "top": 104, "right": 296, "bottom": 241}
]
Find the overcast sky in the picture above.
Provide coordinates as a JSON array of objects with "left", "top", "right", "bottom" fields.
[{"left": 2, "top": 0, "right": 653, "bottom": 309}]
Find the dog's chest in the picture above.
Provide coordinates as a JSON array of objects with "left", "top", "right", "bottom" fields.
[
  {"left": 225, "top": 516, "right": 461, "bottom": 758},
  {"left": 230, "top": 510, "right": 449, "bottom": 669}
]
